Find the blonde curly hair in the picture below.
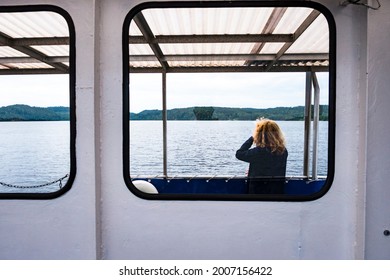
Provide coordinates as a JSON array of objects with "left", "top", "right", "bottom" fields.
[{"left": 252, "top": 118, "right": 286, "bottom": 154}]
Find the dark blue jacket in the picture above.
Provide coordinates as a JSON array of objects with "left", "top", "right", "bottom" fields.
[{"left": 236, "top": 136, "right": 288, "bottom": 194}]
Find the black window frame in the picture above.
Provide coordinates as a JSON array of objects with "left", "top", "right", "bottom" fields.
[
  {"left": 0, "top": 5, "right": 76, "bottom": 199},
  {"left": 123, "top": 0, "right": 336, "bottom": 201}
]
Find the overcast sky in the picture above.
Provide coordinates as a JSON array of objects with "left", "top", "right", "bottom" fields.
[
  {"left": 131, "top": 72, "right": 329, "bottom": 113},
  {"left": 0, "top": 74, "right": 69, "bottom": 107},
  {"left": 1, "top": 72, "right": 329, "bottom": 112}
]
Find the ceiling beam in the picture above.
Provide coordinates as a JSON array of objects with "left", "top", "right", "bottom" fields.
[
  {"left": 0, "top": 36, "right": 69, "bottom": 46},
  {"left": 265, "top": 10, "right": 321, "bottom": 71},
  {"left": 0, "top": 68, "right": 65, "bottom": 75},
  {"left": 129, "top": 53, "right": 329, "bottom": 62},
  {"left": 130, "top": 65, "right": 328, "bottom": 74},
  {"left": 129, "top": 34, "right": 294, "bottom": 44},
  {"left": 245, "top": 7, "right": 288, "bottom": 65},
  {"left": 133, "top": 12, "right": 169, "bottom": 71},
  {"left": 0, "top": 56, "right": 68, "bottom": 64},
  {"left": 0, "top": 31, "right": 68, "bottom": 73}
]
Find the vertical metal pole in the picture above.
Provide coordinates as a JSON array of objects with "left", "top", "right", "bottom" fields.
[
  {"left": 311, "top": 72, "right": 320, "bottom": 180},
  {"left": 162, "top": 71, "right": 168, "bottom": 177},
  {"left": 303, "top": 72, "right": 312, "bottom": 177}
]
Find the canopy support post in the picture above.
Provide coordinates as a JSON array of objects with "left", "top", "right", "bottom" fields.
[
  {"left": 162, "top": 71, "right": 168, "bottom": 177},
  {"left": 311, "top": 71, "right": 320, "bottom": 180},
  {"left": 303, "top": 72, "right": 312, "bottom": 177}
]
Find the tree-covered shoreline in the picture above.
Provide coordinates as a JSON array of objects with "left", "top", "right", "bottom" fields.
[
  {"left": 0, "top": 104, "right": 69, "bottom": 121},
  {"left": 0, "top": 104, "right": 328, "bottom": 121},
  {"left": 130, "top": 105, "right": 328, "bottom": 121}
]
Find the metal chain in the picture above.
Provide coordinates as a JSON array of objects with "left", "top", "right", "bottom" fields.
[{"left": 0, "top": 174, "right": 69, "bottom": 190}]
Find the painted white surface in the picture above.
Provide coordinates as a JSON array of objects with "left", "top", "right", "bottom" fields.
[
  {"left": 98, "top": 0, "right": 366, "bottom": 259},
  {"left": 365, "top": 0, "right": 390, "bottom": 259},
  {"left": 0, "top": 0, "right": 100, "bottom": 259},
  {"left": 0, "top": 0, "right": 388, "bottom": 260}
]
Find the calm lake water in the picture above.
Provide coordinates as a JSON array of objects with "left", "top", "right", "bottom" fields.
[
  {"left": 0, "top": 121, "right": 70, "bottom": 193},
  {"left": 0, "top": 120, "right": 328, "bottom": 193},
  {"left": 130, "top": 120, "right": 328, "bottom": 178}
]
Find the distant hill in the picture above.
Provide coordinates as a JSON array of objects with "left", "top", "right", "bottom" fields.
[
  {"left": 0, "top": 105, "right": 69, "bottom": 121},
  {"left": 0, "top": 104, "right": 328, "bottom": 121},
  {"left": 130, "top": 105, "right": 329, "bottom": 121}
]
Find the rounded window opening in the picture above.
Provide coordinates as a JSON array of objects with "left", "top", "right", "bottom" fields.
[
  {"left": 123, "top": 1, "right": 335, "bottom": 201},
  {"left": 0, "top": 6, "right": 76, "bottom": 199}
]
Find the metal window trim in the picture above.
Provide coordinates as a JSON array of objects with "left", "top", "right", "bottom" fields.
[
  {"left": 0, "top": 4, "right": 77, "bottom": 200},
  {"left": 123, "top": 1, "right": 336, "bottom": 202}
]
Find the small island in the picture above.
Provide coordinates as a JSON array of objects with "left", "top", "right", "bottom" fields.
[{"left": 193, "top": 106, "right": 218, "bottom": 120}]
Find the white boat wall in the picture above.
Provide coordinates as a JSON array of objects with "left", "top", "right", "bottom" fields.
[{"left": 0, "top": 0, "right": 389, "bottom": 260}]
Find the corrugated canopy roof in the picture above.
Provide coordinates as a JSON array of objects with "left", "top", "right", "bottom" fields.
[
  {"left": 129, "top": 6, "right": 329, "bottom": 73},
  {"left": 0, "top": 11, "right": 69, "bottom": 75},
  {"left": 0, "top": 6, "right": 329, "bottom": 75}
]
